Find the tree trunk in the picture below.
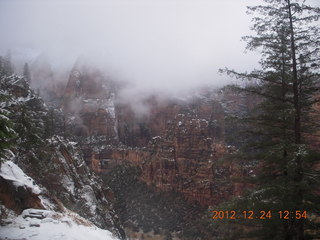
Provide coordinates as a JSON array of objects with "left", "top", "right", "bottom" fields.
[{"left": 287, "top": 0, "right": 304, "bottom": 239}]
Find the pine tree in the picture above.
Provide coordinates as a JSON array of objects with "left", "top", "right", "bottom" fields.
[
  {"left": 23, "top": 63, "right": 31, "bottom": 84},
  {"left": 219, "top": 0, "right": 320, "bottom": 239},
  {"left": 0, "top": 70, "right": 16, "bottom": 161},
  {"left": 0, "top": 56, "right": 4, "bottom": 75},
  {"left": 0, "top": 95, "right": 15, "bottom": 161},
  {"left": 14, "top": 106, "right": 41, "bottom": 151},
  {"left": 3, "top": 51, "right": 14, "bottom": 75}
]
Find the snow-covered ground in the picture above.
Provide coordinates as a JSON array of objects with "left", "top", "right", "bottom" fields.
[
  {"left": 0, "top": 208, "right": 119, "bottom": 240},
  {"left": 0, "top": 160, "right": 41, "bottom": 195},
  {"left": 0, "top": 160, "right": 120, "bottom": 240}
]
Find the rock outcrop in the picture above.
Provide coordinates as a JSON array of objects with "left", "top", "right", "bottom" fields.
[
  {"left": 0, "top": 168, "right": 44, "bottom": 214},
  {"left": 59, "top": 67, "right": 250, "bottom": 206},
  {"left": 0, "top": 74, "right": 125, "bottom": 239},
  {"left": 108, "top": 109, "right": 233, "bottom": 206},
  {"left": 62, "top": 67, "right": 117, "bottom": 139}
]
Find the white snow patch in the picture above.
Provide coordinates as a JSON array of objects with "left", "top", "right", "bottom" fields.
[
  {"left": 0, "top": 208, "right": 119, "bottom": 240},
  {"left": 0, "top": 113, "right": 10, "bottom": 121},
  {"left": 77, "top": 162, "right": 85, "bottom": 168},
  {"left": 61, "top": 176, "right": 75, "bottom": 195},
  {"left": 69, "top": 141, "right": 78, "bottom": 146},
  {"left": 105, "top": 96, "right": 116, "bottom": 119},
  {"left": 81, "top": 185, "right": 98, "bottom": 215},
  {"left": 0, "top": 161, "right": 41, "bottom": 194},
  {"left": 39, "top": 195, "right": 55, "bottom": 210}
]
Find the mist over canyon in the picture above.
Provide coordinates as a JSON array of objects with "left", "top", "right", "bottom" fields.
[
  {"left": 1, "top": 0, "right": 320, "bottom": 239},
  {"left": 0, "top": 0, "right": 264, "bottom": 97}
]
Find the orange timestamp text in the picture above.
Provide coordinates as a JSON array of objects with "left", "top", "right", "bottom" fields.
[{"left": 211, "top": 210, "right": 307, "bottom": 220}]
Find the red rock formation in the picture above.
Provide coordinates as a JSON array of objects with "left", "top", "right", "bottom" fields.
[
  {"left": 98, "top": 96, "right": 234, "bottom": 206},
  {"left": 0, "top": 176, "right": 44, "bottom": 214},
  {"left": 116, "top": 95, "right": 225, "bottom": 147},
  {"left": 59, "top": 68, "right": 246, "bottom": 206},
  {"left": 62, "top": 67, "right": 117, "bottom": 138}
]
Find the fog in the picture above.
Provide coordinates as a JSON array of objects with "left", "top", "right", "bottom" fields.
[{"left": 1, "top": 0, "right": 317, "bottom": 95}]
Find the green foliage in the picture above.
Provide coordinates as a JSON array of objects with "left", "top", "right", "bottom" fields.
[
  {"left": 0, "top": 75, "right": 16, "bottom": 161},
  {"left": 23, "top": 63, "right": 31, "bottom": 84},
  {"left": 43, "top": 107, "right": 65, "bottom": 138},
  {"left": 0, "top": 104, "right": 15, "bottom": 160},
  {"left": 0, "top": 52, "right": 14, "bottom": 76},
  {"left": 0, "top": 63, "right": 54, "bottom": 155},
  {"left": 220, "top": 0, "right": 320, "bottom": 239},
  {"left": 14, "top": 105, "right": 44, "bottom": 151}
]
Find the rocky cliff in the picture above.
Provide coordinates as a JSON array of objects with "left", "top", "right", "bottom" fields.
[
  {"left": 110, "top": 98, "right": 230, "bottom": 206},
  {"left": 62, "top": 66, "right": 117, "bottom": 139},
  {"left": 59, "top": 66, "right": 245, "bottom": 207},
  {"left": 0, "top": 74, "right": 125, "bottom": 239}
]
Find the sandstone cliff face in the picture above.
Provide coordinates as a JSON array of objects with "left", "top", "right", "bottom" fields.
[
  {"left": 62, "top": 67, "right": 117, "bottom": 138},
  {"left": 82, "top": 93, "right": 235, "bottom": 206},
  {"left": 108, "top": 110, "right": 232, "bottom": 206},
  {"left": 59, "top": 67, "right": 246, "bottom": 206},
  {"left": 116, "top": 96, "right": 225, "bottom": 148}
]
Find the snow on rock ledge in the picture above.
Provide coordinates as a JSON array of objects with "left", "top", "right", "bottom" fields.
[
  {"left": 0, "top": 160, "right": 121, "bottom": 240},
  {"left": 0, "top": 161, "right": 41, "bottom": 195},
  {"left": 0, "top": 208, "right": 119, "bottom": 240}
]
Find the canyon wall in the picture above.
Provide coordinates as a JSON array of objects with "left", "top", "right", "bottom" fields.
[{"left": 60, "top": 67, "right": 249, "bottom": 206}]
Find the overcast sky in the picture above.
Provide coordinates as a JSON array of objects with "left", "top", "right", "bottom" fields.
[{"left": 0, "top": 0, "right": 318, "bottom": 94}]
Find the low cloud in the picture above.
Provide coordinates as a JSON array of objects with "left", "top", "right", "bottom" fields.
[{"left": 1, "top": 0, "right": 262, "bottom": 95}]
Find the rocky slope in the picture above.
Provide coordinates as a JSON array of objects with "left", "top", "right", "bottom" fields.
[
  {"left": 0, "top": 73, "right": 125, "bottom": 239},
  {"left": 0, "top": 162, "right": 119, "bottom": 240},
  {"left": 0, "top": 207, "right": 118, "bottom": 240}
]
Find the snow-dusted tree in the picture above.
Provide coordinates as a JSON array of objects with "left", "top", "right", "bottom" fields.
[
  {"left": 0, "top": 56, "right": 4, "bottom": 75},
  {"left": 220, "top": 0, "right": 320, "bottom": 239},
  {"left": 23, "top": 63, "right": 31, "bottom": 84},
  {"left": 3, "top": 51, "right": 14, "bottom": 75},
  {"left": 0, "top": 103, "right": 15, "bottom": 161},
  {"left": 0, "top": 75, "right": 15, "bottom": 161}
]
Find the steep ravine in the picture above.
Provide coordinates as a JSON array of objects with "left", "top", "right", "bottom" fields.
[
  {"left": 0, "top": 74, "right": 126, "bottom": 239},
  {"left": 56, "top": 67, "right": 253, "bottom": 239}
]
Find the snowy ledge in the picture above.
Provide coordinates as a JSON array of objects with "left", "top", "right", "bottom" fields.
[
  {"left": 0, "top": 161, "right": 41, "bottom": 195},
  {"left": 0, "top": 208, "right": 119, "bottom": 240}
]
